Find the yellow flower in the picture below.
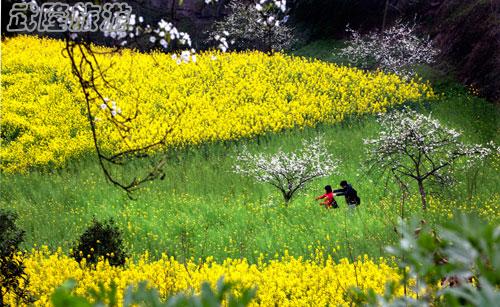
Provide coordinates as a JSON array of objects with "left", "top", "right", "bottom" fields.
[
  {"left": 1, "top": 36, "right": 434, "bottom": 173},
  {"left": 4, "top": 248, "right": 413, "bottom": 306}
]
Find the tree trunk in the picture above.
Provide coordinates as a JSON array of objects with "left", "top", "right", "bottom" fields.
[
  {"left": 282, "top": 191, "right": 290, "bottom": 207},
  {"left": 216, "top": 0, "right": 225, "bottom": 18},
  {"left": 170, "top": 0, "right": 177, "bottom": 20},
  {"left": 284, "top": 194, "right": 291, "bottom": 207},
  {"left": 382, "top": 0, "right": 389, "bottom": 32},
  {"left": 417, "top": 180, "right": 427, "bottom": 210}
]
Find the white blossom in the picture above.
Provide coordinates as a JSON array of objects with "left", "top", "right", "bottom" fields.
[
  {"left": 171, "top": 49, "right": 197, "bottom": 64},
  {"left": 233, "top": 136, "right": 340, "bottom": 204},
  {"left": 365, "top": 107, "right": 497, "bottom": 209},
  {"left": 340, "top": 21, "right": 439, "bottom": 79},
  {"left": 147, "top": 19, "right": 192, "bottom": 49},
  {"left": 209, "top": 0, "right": 293, "bottom": 52}
]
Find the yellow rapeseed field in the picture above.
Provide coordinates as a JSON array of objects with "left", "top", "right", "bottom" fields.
[
  {"left": 3, "top": 248, "right": 406, "bottom": 306},
  {"left": 1, "top": 36, "right": 434, "bottom": 173}
]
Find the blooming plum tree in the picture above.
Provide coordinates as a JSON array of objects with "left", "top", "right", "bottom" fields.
[
  {"left": 340, "top": 21, "right": 439, "bottom": 79},
  {"left": 233, "top": 136, "right": 339, "bottom": 205},
  {"left": 210, "top": 0, "right": 293, "bottom": 52},
  {"left": 364, "top": 108, "right": 497, "bottom": 210}
]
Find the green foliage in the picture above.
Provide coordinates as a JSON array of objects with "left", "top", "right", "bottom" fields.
[
  {"left": 51, "top": 278, "right": 256, "bottom": 307},
  {"left": 347, "top": 215, "right": 500, "bottom": 306},
  {"left": 51, "top": 280, "right": 97, "bottom": 307},
  {"left": 71, "top": 218, "right": 127, "bottom": 266},
  {"left": 292, "top": 39, "right": 348, "bottom": 63},
  {"left": 164, "top": 278, "right": 256, "bottom": 307},
  {"left": 0, "top": 209, "right": 33, "bottom": 305}
]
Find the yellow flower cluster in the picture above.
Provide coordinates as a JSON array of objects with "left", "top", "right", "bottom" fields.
[
  {"left": 426, "top": 194, "right": 500, "bottom": 222},
  {"left": 1, "top": 36, "right": 434, "bottom": 172},
  {"left": 376, "top": 194, "right": 500, "bottom": 224},
  {"left": 3, "top": 248, "right": 406, "bottom": 306}
]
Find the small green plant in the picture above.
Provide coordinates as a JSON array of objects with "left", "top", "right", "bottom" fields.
[
  {"left": 0, "top": 209, "right": 34, "bottom": 305},
  {"left": 71, "top": 218, "right": 127, "bottom": 266},
  {"left": 51, "top": 277, "right": 256, "bottom": 307}
]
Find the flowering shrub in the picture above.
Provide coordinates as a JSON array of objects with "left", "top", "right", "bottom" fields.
[
  {"left": 340, "top": 21, "right": 439, "bottom": 79},
  {"left": 1, "top": 36, "right": 434, "bottom": 173},
  {"left": 3, "top": 248, "right": 405, "bottom": 306},
  {"left": 209, "top": 0, "right": 294, "bottom": 52},
  {"left": 234, "top": 135, "right": 339, "bottom": 203}
]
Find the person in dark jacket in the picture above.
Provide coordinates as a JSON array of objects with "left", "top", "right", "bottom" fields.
[{"left": 333, "top": 180, "right": 360, "bottom": 207}]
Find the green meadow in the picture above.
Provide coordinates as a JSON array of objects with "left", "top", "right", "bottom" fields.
[{"left": 2, "top": 72, "right": 498, "bottom": 262}]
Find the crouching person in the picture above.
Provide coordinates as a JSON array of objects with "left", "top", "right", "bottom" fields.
[
  {"left": 334, "top": 180, "right": 360, "bottom": 208},
  {"left": 315, "top": 185, "right": 339, "bottom": 209}
]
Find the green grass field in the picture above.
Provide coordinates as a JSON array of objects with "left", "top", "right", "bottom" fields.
[{"left": 1, "top": 41, "right": 499, "bottom": 263}]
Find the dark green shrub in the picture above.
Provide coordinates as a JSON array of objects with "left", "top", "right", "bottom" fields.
[
  {"left": 71, "top": 218, "right": 127, "bottom": 267},
  {"left": 0, "top": 209, "right": 33, "bottom": 305}
]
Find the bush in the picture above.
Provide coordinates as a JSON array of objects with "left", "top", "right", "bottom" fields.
[
  {"left": 0, "top": 209, "right": 33, "bottom": 305},
  {"left": 71, "top": 218, "right": 127, "bottom": 266}
]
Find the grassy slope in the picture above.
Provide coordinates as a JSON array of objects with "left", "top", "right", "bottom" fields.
[{"left": 1, "top": 41, "right": 498, "bottom": 262}]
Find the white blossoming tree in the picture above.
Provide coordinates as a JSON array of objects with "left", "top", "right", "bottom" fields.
[
  {"left": 340, "top": 21, "right": 439, "bottom": 79},
  {"left": 364, "top": 108, "right": 497, "bottom": 210},
  {"left": 210, "top": 0, "right": 293, "bottom": 52},
  {"left": 233, "top": 136, "right": 339, "bottom": 205}
]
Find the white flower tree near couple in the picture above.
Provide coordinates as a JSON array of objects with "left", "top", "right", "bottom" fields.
[
  {"left": 365, "top": 108, "right": 498, "bottom": 210},
  {"left": 233, "top": 136, "right": 340, "bottom": 205}
]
